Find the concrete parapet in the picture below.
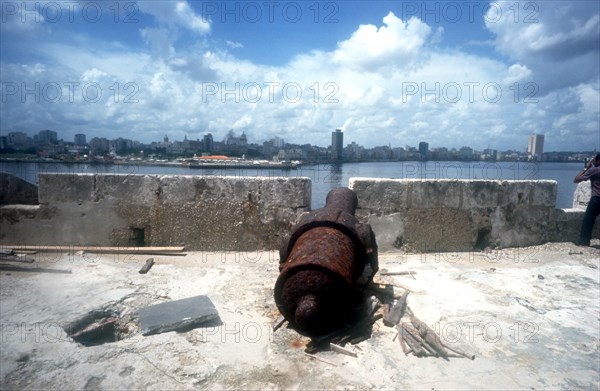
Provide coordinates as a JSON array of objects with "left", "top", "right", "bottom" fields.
[
  {"left": 1, "top": 174, "right": 311, "bottom": 251},
  {"left": 350, "top": 178, "right": 598, "bottom": 252}
]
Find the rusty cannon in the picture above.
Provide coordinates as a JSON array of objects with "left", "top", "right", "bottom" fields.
[{"left": 274, "top": 187, "right": 378, "bottom": 337}]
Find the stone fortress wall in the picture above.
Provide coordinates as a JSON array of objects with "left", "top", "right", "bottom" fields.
[{"left": 1, "top": 173, "right": 598, "bottom": 251}]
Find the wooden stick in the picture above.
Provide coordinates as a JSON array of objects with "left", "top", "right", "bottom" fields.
[
  {"left": 399, "top": 331, "right": 411, "bottom": 355},
  {"left": 330, "top": 343, "right": 358, "bottom": 358},
  {"left": 138, "top": 258, "right": 154, "bottom": 274},
  {"left": 2, "top": 245, "right": 184, "bottom": 254},
  {"left": 399, "top": 324, "right": 426, "bottom": 357},
  {"left": 403, "top": 324, "right": 438, "bottom": 357},
  {"left": 304, "top": 352, "right": 337, "bottom": 366},
  {"left": 442, "top": 343, "right": 475, "bottom": 360},
  {"left": 380, "top": 271, "right": 416, "bottom": 276},
  {"left": 408, "top": 309, "right": 448, "bottom": 358}
]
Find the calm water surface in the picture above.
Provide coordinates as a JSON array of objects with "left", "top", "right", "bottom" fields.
[{"left": 1, "top": 161, "right": 583, "bottom": 209}]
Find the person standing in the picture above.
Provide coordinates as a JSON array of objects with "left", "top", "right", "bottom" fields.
[{"left": 574, "top": 153, "right": 600, "bottom": 246}]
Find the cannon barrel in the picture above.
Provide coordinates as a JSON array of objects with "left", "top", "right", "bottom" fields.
[{"left": 274, "top": 187, "right": 378, "bottom": 337}]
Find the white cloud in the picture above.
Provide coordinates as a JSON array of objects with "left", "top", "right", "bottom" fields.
[
  {"left": 138, "top": 0, "right": 210, "bottom": 34},
  {"left": 332, "top": 12, "right": 431, "bottom": 71},
  {"left": 231, "top": 114, "right": 252, "bottom": 130},
  {"left": 225, "top": 40, "right": 244, "bottom": 49},
  {"left": 503, "top": 64, "right": 532, "bottom": 84},
  {"left": 486, "top": 1, "right": 599, "bottom": 93}
]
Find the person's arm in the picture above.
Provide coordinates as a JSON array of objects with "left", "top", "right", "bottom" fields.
[{"left": 574, "top": 157, "right": 596, "bottom": 183}]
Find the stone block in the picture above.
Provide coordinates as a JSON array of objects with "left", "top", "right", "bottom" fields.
[
  {"left": 408, "top": 179, "right": 464, "bottom": 209},
  {"left": 402, "top": 208, "right": 475, "bottom": 252},
  {"left": 462, "top": 181, "right": 502, "bottom": 209},
  {"left": 529, "top": 180, "right": 557, "bottom": 207},
  {"left": 138, "top": 295, "right": 220, "bottom": 336},
  {"left": 350, "top": 178, "right": 410, "bottom": 213},
  {"left": 497, "top": 180, "right": 556, "bottom": 207}
]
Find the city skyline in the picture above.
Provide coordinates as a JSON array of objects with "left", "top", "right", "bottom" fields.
[
  {"left": 3, "top": 127, "right": 589, "bottom": 158},
  {"left": 1, "top": 1, "right": 598, "bottom": 152}
]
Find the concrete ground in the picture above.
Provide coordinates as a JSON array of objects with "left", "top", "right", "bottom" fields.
[{"left": 0, "top": 242, "right": 598, "bottom": 390}]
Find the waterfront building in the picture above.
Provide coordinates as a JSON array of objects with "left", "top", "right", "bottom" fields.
[
  {"left": 331, "top": 128, "right": 343, "bottom": 161},
  {"left": 419, "top": 141, "right": 429, "bottom": 160},
  {"left": 528, "top": 134, "right": 545, "bottom": 160},
  {"left": 74, "top": 133, "right": 87, "bottom": 146},
  {"left": 36, "top": 129, "right": 58, "bottom": 144}
]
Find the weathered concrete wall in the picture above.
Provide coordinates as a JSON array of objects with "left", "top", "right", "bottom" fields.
[
  {"left": 0, "top": 173, "right": 38, "bottom": 205},
  {"left": 1, "top": 174, "right": 311, "bottom": 251},
  {"left": 350, "top": 178, "right": 599, "bottom": 252}
]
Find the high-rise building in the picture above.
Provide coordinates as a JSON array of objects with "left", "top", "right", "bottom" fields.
[
  {"left": 331, "top": 128, "right": 343, "bottom": 161},
  {"left": 74, "top": 133, "right": 87, "bottom": 146},
  {"left": 419, "top": 141, "right": 429, "bottom": 159},
  {"left": 202, "top": 133, "right": 214, "bottom": 152},
  {"left": 37, "top": 129, "right": 57, "bottom": 144},
  {"left": 527, "top": 134, "right": 544, "bottom": 159}
]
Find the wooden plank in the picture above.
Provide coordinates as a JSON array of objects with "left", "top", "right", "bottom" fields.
[
  {"left": 3, "top": 245, "right": 185, "bottom": 254},
  {"left": 329, "top": 343, "right": 358, "bottom": 358},
  {"left": 138, "top": 258, "right": 155, "bottom": 274}
]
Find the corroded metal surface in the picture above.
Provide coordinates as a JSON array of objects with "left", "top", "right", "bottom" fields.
[{"left": 275, "top": 187, "right": 378, "bottom": 337}]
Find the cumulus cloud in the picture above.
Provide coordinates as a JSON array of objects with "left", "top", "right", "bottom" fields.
[
  {"left": 486, "top": 1, "right": 599, "bottom": 93},
  {"left": 332, "top": 12, "right": 431, "bottom": 71}
]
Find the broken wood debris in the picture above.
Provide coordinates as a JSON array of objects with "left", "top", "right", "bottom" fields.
[
  {"left": 329, "top": 343, "right": 358, "bottom": 358},
  {"left": 407, "top": 308, "right": 449, "bottom": 358},
  {"left": 383, "top": 291, "right": 409, "bottom": 327},
  {"left": 138, "top": 258, "right": 155, "bottom": 274},
  {"left": 305, "top": 312, "right": 383, "bottom": 355},
  {"left": 391, "top": 306, "right": 475, "bottom": 360}
]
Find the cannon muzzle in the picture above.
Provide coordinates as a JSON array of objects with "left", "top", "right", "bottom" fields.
[{"left": 274, "top": 187, "right": 378, "bottom": 337}]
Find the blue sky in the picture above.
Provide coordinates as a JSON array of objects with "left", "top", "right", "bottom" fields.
[{"left": 1, "top": 0, "right": 599, "bottom": 152}]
